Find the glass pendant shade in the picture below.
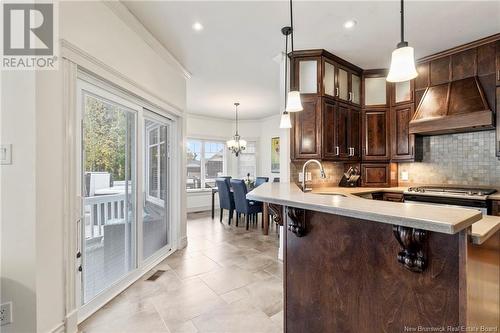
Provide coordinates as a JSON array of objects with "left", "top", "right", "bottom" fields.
[
  {"left": 280, "top": 112, "right": 292, "bottom": 129},
  {"left": 387, "top": 46, "right": 418, "bottom": 82},
  {"left": 285, "top": 91, "right": 303, "bottom": 112}
]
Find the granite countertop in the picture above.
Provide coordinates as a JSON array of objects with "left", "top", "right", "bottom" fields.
[{"left": 246, "top": 182, "right": 482, "bottom": 235}]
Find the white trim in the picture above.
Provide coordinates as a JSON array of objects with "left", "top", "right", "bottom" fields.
[
  {"left": 62, "top": 59, "right": 79, "bottom": 333},
  {"left": 103, "top": 1, "right": 191, "bottom": 79},
  {"left": 60, "top": 39, "right": 185, "bottom": 118},
  {"left": 48, "top": 322, "right": 65, "bottom": 333},
  {"left": 179, "top": 236, "right": 188, "bottom": 249},
  {"left": 187, "top": 206, "right": 213, "bottom": 213}
]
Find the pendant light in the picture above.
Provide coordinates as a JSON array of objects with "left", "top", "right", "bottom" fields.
[
  {"left": 280, "top": 26, "right": 293, "bottom": 129},
  {"left": 285, "top": 0, "right": 302, "bottom": 112},
  {"left": 387, "top": 0, "right": 418, "bottom": 82},
  {"left": 227, "top": 102, "right": 247, "bottom": 157}
]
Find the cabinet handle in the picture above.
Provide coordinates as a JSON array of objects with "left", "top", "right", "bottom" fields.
[
  {"left": 335, "top": 146, "right": 340, "bottom": 156},
  {"left": 349, "top": 92, "right": 353, "bottom": 101},
  {"left": 335, "top": 87, "right": 339, "bottom": 97}
]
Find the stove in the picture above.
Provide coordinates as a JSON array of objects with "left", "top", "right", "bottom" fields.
[
  {"left": 403, "top": 186, "right": 497, "bottom": 215},
  {"left": 406, "top": 186, "right": 497, "bottom": 198}
]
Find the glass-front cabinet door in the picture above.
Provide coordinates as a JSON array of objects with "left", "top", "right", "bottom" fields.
[
  {"left": 393, "top": 80, "right": 412, "bottom": 105},
  {"left": 351, "top": 74, "right": 361, "bottom": 105},
  {"left": 298, "top": 59, "right": 318, "bottom": 94},
  {"left": 323, "top": 60, "right": 336, "bottom": 97},
  {"left": 364, "top": 76, "right": 387, "bottom": 106},
  {"left": 338, "top": 68, "right": 349, "bottom": 101}
]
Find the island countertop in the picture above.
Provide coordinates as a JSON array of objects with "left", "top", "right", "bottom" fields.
[{"left": 246, "top": 182, "right": 483, "bottom": 234}]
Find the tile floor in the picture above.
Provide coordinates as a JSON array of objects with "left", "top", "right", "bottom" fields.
[{"left": 79, "top": 211, "right": 283, "bottom": 333}]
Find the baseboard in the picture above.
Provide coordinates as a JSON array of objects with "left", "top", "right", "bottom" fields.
[
  {"left": 48, "top": 322, "right": 65, "bottom": 333},
  {"left": 179, "top": 236, "right": 188, "bottom": 249},
  {"left": 65, "top": 309, "right": 78, "bottom": 333},
  {"left": 187, "top": 206, "right": 212, "bottom": 213}
]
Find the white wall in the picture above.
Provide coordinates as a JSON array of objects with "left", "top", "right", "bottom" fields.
[
  {"left": 1, "top": 71, "right": 38, "bottom": 333},
  {"left": 185, "top": 113, "right": 289, "bottom": 212},
  {"left": 1, "top": 2, "right": 187, "bottom": 333}
]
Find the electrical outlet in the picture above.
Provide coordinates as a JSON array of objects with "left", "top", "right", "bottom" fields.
[
  {"left": 298, "top": 172, "right": 303, "bottom": 182},
  {"left": 306, "top": 172, "right": 312, "bottom": 181},
  {"left": 0, "top": 144, "right": 12, "bottom": 165},
  {"left": 400, "top": 171, "right": 409, "bottom": 181},
  {"left": 0, "top": 302, "right": 12, "bottom": 326}
]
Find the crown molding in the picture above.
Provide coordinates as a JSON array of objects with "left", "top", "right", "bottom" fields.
[{"left": 104, "top": 1, "right": 192, "bottom": 79}]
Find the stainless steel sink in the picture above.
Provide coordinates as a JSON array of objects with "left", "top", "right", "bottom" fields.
[{"left": 312, "top": 192, "right": 347, "bottom": 197}]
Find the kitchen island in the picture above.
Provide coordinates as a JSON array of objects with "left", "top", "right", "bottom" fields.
[{"left": 248, "top": 182, "right": 500, "bottom": 333}]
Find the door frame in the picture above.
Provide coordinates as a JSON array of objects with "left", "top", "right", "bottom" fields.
[{"left": 63, "top": 58, "right": 183, "bottom": 324}]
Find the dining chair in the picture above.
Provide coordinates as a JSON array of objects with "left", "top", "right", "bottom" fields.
[
  {"left": 231, "top": 179, "right": 263, "bottom": 230},
  {"left": 255, "top": 177, "right": 269, "bottom": 187},
  {"left": 216, "top": 177, "right": 235, "bottom": 225}
]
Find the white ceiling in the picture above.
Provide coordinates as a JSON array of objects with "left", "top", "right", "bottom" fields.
[{"left": 123, "top": 1, "right": 500, "bottom": 120}]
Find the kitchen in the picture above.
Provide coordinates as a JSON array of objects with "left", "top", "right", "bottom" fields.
[{"left": 248, "top": 8, "right": 500, "bottom": 333}]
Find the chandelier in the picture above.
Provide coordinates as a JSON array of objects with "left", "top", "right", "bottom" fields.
[{"left": 227, "top": 102, "right": 247, "bottom": 157}]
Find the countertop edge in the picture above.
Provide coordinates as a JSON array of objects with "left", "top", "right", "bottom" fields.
[{"left": 247, "top": 184, "right": 484, "bottom": 235}]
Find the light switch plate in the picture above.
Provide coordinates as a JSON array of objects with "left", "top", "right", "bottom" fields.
[
  {"left": 0, "top": 302, "right": 12, "bottom": 326},
  {"left": 0, "top": 144, "right": 12, "bottom": 165},
  {"left": 400, "top": 171, "right": 409, "bottom": 181}
]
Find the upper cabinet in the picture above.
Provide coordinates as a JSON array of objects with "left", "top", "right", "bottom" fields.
[
  {"left": 291, "top": 50, "right": 362, "bottom": 105},
  {"left": 392, "top": 80, "right": 413, "bottom": 105}
]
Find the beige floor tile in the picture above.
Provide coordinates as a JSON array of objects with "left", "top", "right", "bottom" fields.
[
  {"left": 79, "top": 212, "right": 282, "bottom": 333},
  {"left": 244, "top": 277, "right": 283, "bottom": 317},
  {"left": 191, "top": 299, "right": 280, "bottom": 333},
  {"left": 200, "top": 266, "right": 256, "bottom": 295},
  {"left": 150, "top": 278, "right": 226, "bottom": 324},
  {"left": 171, "top": 255, "right": 221, "bottom": 279}
]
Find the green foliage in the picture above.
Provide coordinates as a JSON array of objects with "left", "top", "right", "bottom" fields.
[{"left": 83, "top": 96, "right": 129, "bottom": 181}]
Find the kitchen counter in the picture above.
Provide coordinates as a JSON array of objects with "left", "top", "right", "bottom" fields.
[
  {"left": 471, "top": 215, "right": 500, "bottom": 245},
  {"left": 247, "top": 182, "right": 482, "bottom": 234}
]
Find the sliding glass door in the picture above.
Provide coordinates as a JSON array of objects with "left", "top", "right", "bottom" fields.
[
  {"left": 143, "top": 113, "right": 170, "bottom": 260},
  {"left": 81, "top": 89, "right": 137, "bottom": 304},
  {"left": 77, "top": 77, "right": 174, "bottom": 317}
]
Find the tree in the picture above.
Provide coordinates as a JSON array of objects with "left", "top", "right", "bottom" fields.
[{"left": 83, "top": 96, "right": 130, "bottom": 181}]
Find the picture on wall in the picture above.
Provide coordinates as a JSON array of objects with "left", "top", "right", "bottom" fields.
[{"left": 271, "top": 137, "right": 280, "bottom": 173}]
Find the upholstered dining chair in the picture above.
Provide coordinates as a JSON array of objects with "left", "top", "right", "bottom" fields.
[
  {"left": 254, "top": 177, "right": 269, "bottom": 187},
  {"left": 231, "top": 179, "right": 263, "bottom": 230},
  {"left": 216, "top": 177, "right": 235, "bottom": 225}
]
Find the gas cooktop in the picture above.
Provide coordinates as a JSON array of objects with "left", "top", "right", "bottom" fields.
[{"left": 405, "top": 186, "right": 497, "bottom": 198}]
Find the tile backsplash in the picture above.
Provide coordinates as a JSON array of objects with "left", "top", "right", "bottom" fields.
[
  {"left": 290, "top": 161, "right": 345, "bottom": 187},
  {"left": 399, "top": 131, "right": 500, "bottom": 187}
]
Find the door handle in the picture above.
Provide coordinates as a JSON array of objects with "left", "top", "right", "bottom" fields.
[
  {"left": 335, "top": 87, "right": 339, "bottom": 97},
  {"left": 349, "top": 92, "right": 353, "bottom": 102},
  {"left": 335, "top": 146, "right": 340, "bottom": 156}
]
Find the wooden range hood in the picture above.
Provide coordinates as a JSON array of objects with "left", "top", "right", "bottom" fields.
[{"left": 409, "top": 76, "right": 494, "bottom": 135}]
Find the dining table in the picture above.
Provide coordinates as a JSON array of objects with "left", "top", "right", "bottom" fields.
[{"left": 211, "top": 186, "right": 270, "bottom": 235}]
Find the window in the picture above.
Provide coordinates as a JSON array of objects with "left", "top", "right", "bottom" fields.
[
  {"left": 146, "top": 122, "right": 167, "bottom": 204},
  {"left": 186, "top": 139, "right": 225, "bottom": 190},
  {"left": 238, "top": 141, "right": 257, "bottom": 178}
]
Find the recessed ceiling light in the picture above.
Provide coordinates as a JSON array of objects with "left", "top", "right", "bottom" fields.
[
  {"left": 192, "top": 22, "right": 203, "bottom": 31},
  {"left": 343, "top": 20, "right": 357, "bottom": 29}
]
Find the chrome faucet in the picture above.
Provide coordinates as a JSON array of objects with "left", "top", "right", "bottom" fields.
[{"left": 301, "top": 159, "right": 327, "bottom": 192}]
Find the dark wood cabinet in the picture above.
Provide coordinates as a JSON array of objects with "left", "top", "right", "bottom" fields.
[
  {"left": 391, "top": 104, "right": 415, "bottom": 161},
  {"left": 497, "top": 87, "right": 500, "bottom": 157},
  {"left": 362, "top": 108, "right": 390, "bottom": 161},
  {"left": 496, "top": 40, "right": 500, "bottom": 86},
  {"left": 291, "top": 97, "right": 322, "bottom": 160},
  {"left": 361, "top": 163, "right": 391, "bottom": 187},
  {"left": 383, "top": 192, "right": 404, "bottom": 202},
  {"left": 290, "top": 50, "right": 362, "bottom": 162},
  {"left": 322, "top": 99, "right": 360, "bottom": 161},
  {"left": 492, "top": 200, "right": 500, "bottom": 216}
]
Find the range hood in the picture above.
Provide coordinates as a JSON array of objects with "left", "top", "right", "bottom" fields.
[{"left": 409, "top": 76, "right": 494, "bottom": 135}]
